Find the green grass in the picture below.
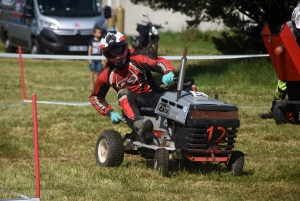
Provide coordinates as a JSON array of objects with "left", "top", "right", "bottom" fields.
[
  {"left": 0, "top": 33, "right": 300, "bottom": 201},
  {"left": 127, "top": 29, "right": 221, "bottom": 56},
  {"left": 158, "top": 30, "right": 221, "bottom": 56}
]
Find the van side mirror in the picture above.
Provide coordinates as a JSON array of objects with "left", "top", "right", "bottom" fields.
[
  {"left": 23, "top": 5, "right": 34, "bottom": 18},
  {"left": 104, "top": 5, "right": 111, "bottom": 19}
]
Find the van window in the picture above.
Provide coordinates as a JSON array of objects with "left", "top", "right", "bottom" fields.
[
  {"left": 1, "top": 0, "right": 15, "bottom": 10},
  {"left": 1, "top": 0, "right": 26, "bottom": 12},
  {"left": 36, "top": 0, "right": 102, "bottom": 17}
]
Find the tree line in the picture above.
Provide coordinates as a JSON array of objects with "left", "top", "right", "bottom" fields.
[{"left": 130, "top": 0, "right": 299, "bottom": 53}]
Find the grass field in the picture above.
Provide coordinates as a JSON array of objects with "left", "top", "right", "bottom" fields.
[{"left": 0, "top": 32, "right": 300, "bottom": 201}]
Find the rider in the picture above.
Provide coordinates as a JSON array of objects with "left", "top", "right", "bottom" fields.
[
  {"left": 259, "top": 4, "right": 300, "bottom": 119},
  {"left": 90, "top": 31, "right": 175, "bottom": 143}
]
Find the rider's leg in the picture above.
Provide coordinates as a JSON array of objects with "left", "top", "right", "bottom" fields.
[
  {"left": 117, "top": 89, "right": 153, "bottom": 143},
  {"left": 140, "top": 91, "right": 163, "bottom": 107},
  {"left": 274, "top": 80, "right": 287, "bottom": 100},
  {"left": 118, "top": 88, "right": 142, "bottom": 120}
]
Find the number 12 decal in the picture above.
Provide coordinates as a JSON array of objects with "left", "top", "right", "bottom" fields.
[{"left": 206, "top": 126, "right": 226, "bottom": 143}]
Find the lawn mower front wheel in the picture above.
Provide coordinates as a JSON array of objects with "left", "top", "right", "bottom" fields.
[
  {"left": 227, "top": 151, "right": 244, "bottom": 176},
  {"left": 95, "top": 130, "right": 124, "bottom": 167},
  {"left": 153, "top": 148, "right": 169, "bottom": 176}
]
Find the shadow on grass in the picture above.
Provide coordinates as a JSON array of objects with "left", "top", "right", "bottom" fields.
[
  {"left": 169, "top": 160, "right": 228, "bottom": 175},
  {"left": 0, "top": 139, "right": 22, "bottom": 158},
  {"left": 170, "top": 160, "right": 253, "bottom": 177},
  {"left": 0, "top": 134, "right": 32, "bottom": 159},
  {"left": 141, "top": 158, "right": 254, "bottom": 177}
]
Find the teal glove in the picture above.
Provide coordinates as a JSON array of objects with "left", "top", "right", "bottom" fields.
[
  {"left": 109, "top": 111, "right": 122, "bottom": 124},
  {"left": 162, "top": 72, "right": 174, "bottom": 86}
]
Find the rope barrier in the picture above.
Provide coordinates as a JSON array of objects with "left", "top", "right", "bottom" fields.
[
  {"left": 1, "top": 100, "right": 268, "bottom": 109},
  {"left": 0, "top": 187, "right": 39, "bottom": 201},
  {"left": 1, "top": 102, "right": 25, "bottom": 110},
  {"left": 0, "top": 53, "right": 269, "bottom": 60}
]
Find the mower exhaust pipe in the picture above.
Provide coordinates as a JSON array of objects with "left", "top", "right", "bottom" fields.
[{"left": 176, "top": 47, "right": 188, "bottom": 101}]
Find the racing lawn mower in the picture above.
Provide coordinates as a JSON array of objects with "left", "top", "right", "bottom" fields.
[
  {"left": 261, "top": 23, "right": 300, "bottom": 124},
  {"left": 95, "top": 47, "right": 244, "bottom": 176}
]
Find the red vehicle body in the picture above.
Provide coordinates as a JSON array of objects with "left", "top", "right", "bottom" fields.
[{"left": 261, "top": 23, "right": 300, "bottom": 124}]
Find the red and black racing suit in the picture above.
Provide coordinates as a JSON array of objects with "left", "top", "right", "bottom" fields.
[{"left": 90, "top": 48, "right": 175, "bottom": 121}]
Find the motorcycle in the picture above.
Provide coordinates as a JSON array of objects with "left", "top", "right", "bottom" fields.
[{"left": 130, "top": 12, "right": 167, "bottom": 56}]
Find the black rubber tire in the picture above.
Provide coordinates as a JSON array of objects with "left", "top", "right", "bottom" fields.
[
  {"left": 273, "top": 102, "right": 299, "bottom": 124},
  {"left": 95, "top": 130, "right": 124, "bottom": 167},
  {"left": 227, "top": 151, "right": 244, "bottom": 176},
  {"left": 4, "top": 34, "right": 16, "bottom": 53},
  {"left": 153, "top": 148, "right": 169, "bottom": 176},
  {"left": 31, "top": 38, "right": 42, "bottom": 54}
]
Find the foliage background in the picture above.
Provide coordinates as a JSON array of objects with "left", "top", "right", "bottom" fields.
[{"left": 130, "top": 0, "right": 300, "bottom": 53}]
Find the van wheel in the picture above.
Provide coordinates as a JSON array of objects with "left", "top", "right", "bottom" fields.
[
  {"left": 4, "top": 35, "right": 16, "bottom": 53},
  {"left": 31, "top": 39, "right": 41, "bottom": 54}
]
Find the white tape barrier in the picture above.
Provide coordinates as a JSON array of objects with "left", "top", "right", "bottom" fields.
[
  {"left": 0, "top": 53, "right": 269, "bottom": 60},
  {"left": 0, "top": 52, "right": 269, "bottom": 109},
  {"left": 2, "top": 102, "right": 25, "bottom": 109},
  {"left": 23, "top": 99, "right": 118, "bottom": 106},
  {"left": 24, "top": 99, "right": 91, "bottom": 106},
  {"left": 22, "top": 100, "right": 268, "bottom": 108},
  {"left": 0, "top": 199, "right": 39, "bottom": 201},
  {"left": 2, "top": 100, "right": 268, "bottom": 109},
  {"left": 0, "top": 187, "right": 39, "bottom": 201}
]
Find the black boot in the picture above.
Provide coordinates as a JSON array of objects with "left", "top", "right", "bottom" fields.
[
  {"left": 259, "top": 97, "right": 276, "bottom": 119},
  {"left": 133, "top": 118, "right": 153, "bottom": 144}
]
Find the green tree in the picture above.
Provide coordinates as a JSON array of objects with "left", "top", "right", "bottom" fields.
[{"left": 130, "top": 0, "right": 299, "bottom": 53}]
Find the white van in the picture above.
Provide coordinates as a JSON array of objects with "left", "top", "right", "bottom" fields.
[{"left": 0, "top": 0, "right": 110, "bottom": 53}]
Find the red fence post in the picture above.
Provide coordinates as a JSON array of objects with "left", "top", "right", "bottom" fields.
[
  {"left": 32, "top": 94, "right": 40, "bottom": 198},
  {"left": 19, "top": 47, "right": 27, "bottom": 101}
]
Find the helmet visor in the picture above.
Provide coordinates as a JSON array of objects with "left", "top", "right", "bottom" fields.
[{"left": 104, "top": 44, "right": 127, "bottom": 59}]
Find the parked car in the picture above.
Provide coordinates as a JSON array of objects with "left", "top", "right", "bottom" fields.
[{"left": 0, "top": 0, "right": 111, "bottom": 54}]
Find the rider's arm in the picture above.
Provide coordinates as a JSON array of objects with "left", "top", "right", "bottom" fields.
[
  {"left": 130, "top": 49, "right": 175, "bottom": 74},
  {"left": 90, "top": 69, "right": 114, "bottom": 116}
]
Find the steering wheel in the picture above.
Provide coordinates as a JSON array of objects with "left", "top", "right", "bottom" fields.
[{"left": 156, "top": 77, "right": 195, "bottom": 92}]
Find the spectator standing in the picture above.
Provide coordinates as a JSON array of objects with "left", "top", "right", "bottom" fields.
[{"left": 88, "top": 27, "right": 105, "bottom": 87}]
